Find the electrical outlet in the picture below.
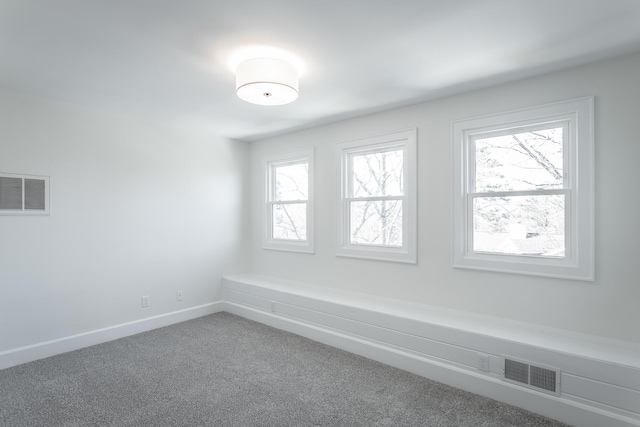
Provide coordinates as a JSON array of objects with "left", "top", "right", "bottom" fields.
[
  {"left": 478, "top": 353, "right": 490, "bottom": 372},
  {"left": 141, "top": 295, "right": 150, "bottom": 308},
  {"left": 177, "top": 291, "right": 183, "bottom": 301}
]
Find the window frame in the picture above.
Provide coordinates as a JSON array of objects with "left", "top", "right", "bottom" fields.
[
  {"left": 452, "top": 97, "right": 594, "bottom": 280},
  {"left": 337, "top": 128, "right": 417, "bottom": 263},
  {"left": 263, "top": 148, "right": 314, "bottom": 253}
]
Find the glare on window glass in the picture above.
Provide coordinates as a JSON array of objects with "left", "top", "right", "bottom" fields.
[
  {"left": 351, "top": 149, "right": 403, "bottom": 197},
  {"left": 474, "top": 127, "right": 563, "bottom": 193},
  {"left": 272, "top": 203, "right": 307, "bottom": 241},
  {"left": 349, "top": 200, "right": 402, "bottom": 247},
  {"left": 275, "top": 162, "right": 308, "bottom": 201},
  {"left": 472, "top": 195, "right": 565, "bottom": 257}
]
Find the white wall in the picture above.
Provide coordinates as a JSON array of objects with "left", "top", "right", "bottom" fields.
[
  {"left": 248, "top": 51, "right": 640, "bottom": 344},
  {"left": 0, "top": 87, "right": 248, "bottom": 353}
]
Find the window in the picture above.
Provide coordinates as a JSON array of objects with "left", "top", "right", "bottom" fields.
[
  {"left": 263, "top": 148, "right": 314, "bottom": 253},
  {"left": 452, "top": 97, "right": 594, "bottom": 280},
  {"left": 0, "top": 173, "right": 49, "bottom": 215},
  {"left": 337, "top": 129, "right": 417, "bottom": 263}
]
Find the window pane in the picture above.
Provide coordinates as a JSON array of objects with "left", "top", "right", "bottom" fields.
[
  {"left": 473, "top": 195, "right": 565, "bottom": 257},
  {"left": 352, "top": 149, "right": 403, "bottom": 197},
  {"left": 272, "top": 203, "right": 307, "bottom": 240},
  {"left": 275, "top": 162, "right": 308, "bottom": 201},
  {"left": 350, "top": 200, "right": 402, "bottom": 247},
  {"left": 475, "top": 127, "right": 563, "bottom": 192}
]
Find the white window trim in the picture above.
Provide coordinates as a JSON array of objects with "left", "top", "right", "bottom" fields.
[
  {"left": 0, "top": 172, "right": 50, "bottom": 216},
  {"left": 337, "top": 128, "right": 417, "bottom": 264},
  {"left": 262, "top": 148, "right": 314, "bottom": 253},
  {"left": 452, "top": 97, "right": 594, "bottom": 281}
]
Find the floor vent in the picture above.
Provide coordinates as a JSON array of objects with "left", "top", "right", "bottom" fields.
[{"left": 502, "top": 356, "right": 560, "bottom": 396}]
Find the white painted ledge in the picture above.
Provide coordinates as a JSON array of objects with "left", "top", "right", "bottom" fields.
[
  {"left": 223, "top": 273, "right": 640, "bottom": 427},
  {"left": 223, "top": 273, "right": 640, "bottom": 368}
]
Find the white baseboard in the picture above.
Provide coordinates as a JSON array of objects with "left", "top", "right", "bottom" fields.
[
  {"left": 0, "top": 302, "right": 224, "bottom": 370},
  {"left": 223, "top": 274, "right": 640, "bottom": 427}
]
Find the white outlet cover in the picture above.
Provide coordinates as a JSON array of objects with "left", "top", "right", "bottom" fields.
[{"left": 478, "top": 354, "right": 490, "bottom": 372}]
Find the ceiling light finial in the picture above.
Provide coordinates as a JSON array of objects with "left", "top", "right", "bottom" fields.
[{"left": 236, "top": 58, "right": 299, "bottom": 106}]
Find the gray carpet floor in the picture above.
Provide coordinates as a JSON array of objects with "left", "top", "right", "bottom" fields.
[{"left": 0, "top": 312, "right": 571, "bottom": 426}]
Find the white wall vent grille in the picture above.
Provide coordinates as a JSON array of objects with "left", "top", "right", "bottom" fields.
[
  {"left": 0, "top": 173, "right": 49, "bottom": 215},
  {"left": 502, "top": 356, "right": 560, "bottom": 396}
]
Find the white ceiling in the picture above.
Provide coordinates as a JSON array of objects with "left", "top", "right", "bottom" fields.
[{"left": 2, "top": 0, "right": 640, "bottom": 141}]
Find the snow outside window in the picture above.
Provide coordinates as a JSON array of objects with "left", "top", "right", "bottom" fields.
[
  {"left": 263, "top": 148, "right": 314, "bottom": 253},
  {"left": 337, "top": 129, "right": 417, "bottom": 263},
  {"left": 452, "top": 97, "right": 594, "bottom": 280}
]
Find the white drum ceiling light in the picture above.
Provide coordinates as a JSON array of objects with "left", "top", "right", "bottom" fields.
[{"left": 236, "top": 58, "right": 299, "bottom": 106}]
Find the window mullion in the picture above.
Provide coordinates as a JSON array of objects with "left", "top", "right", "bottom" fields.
[
  {"left": 563, "top": 121, "right": 571, "bottom": 190},
  {"left": 267, "top": 164, "right": 275, "bottom": 203},
  {"left": 471, "top": 189, "right": 567, "bottom": 198},
  {"left": 466, "top": 193, "right": 474, "bottom": 254},
  {"left": 468, "top": 137, "right": 477, "bottom": 193},
  {"left": 274, "top": 200, "right": 308, "bottom": 205},
  {"left": 346, "top": 195, "right": 404, "bottom": 203}
]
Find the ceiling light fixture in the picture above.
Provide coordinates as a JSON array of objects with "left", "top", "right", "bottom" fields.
[{"left": 236, "top": 58, "right": 299, "bottom": 106}]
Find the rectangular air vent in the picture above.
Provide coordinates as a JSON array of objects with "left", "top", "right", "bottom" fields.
[
  {"left": 0, "top": 173, "right": 49, "bottom": 215},
  {"left": 502, "top": 356, "right": 560, "bottom": 396}
]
